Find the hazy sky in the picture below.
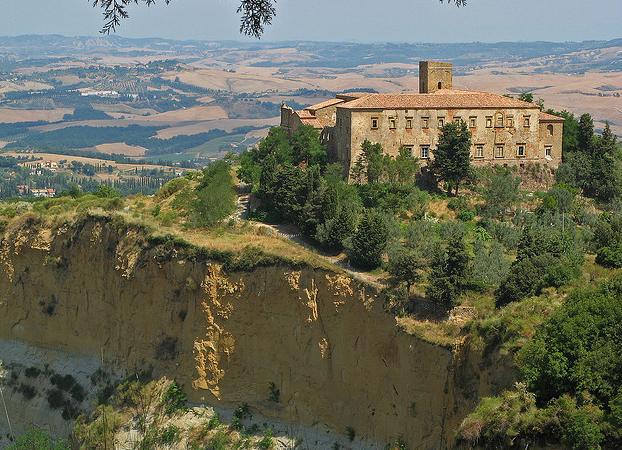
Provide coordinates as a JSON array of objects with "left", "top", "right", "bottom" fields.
[{"left": 2, "top": 0, "right": 620, "bottom": 43}]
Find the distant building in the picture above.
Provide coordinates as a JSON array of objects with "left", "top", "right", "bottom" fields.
[
  {"left": 281, "top": 61, "right": 563, "bottom": 178},
  {"left": 80, "top": 90, "right": 119, "bottom": 98},
  {"left": 24, "top": 161, "right": 58, "bottom": 170},
  {"left": 31, "top": 188, "right": 55, "bottom": 198}
]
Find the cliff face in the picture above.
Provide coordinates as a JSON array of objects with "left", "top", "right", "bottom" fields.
[{"left": 0, "top": 215, "right": 514, "bottom": 449}]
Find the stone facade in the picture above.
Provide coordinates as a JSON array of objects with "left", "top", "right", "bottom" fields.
[{"left": 280, "top": 61, "right": 564, "bottom": 177}]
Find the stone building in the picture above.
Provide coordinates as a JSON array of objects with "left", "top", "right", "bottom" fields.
[{"left": 281, "top": 61, "right": 564, "bottom": 177}]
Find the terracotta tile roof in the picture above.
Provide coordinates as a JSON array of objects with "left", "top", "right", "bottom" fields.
[
  {"left": 305, "top": 98, "right": 344, "bottom": 111},
  {"left": 336, "top": 92, "right": 372, "bottom": 101},
  {"left": 296, "top": 110, "right": 316, "bottom": 119},
  {"left": 337, "top": 89, "right": 539, "bottom": 110},
  {"left": 299, "top": 117, "right": 324, "bottom": 128},
  {"left": 539, "top": 112, "right": 566, "bottom": 122}
]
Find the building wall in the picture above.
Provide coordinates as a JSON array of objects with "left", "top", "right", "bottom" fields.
[
  {"left": 419, "top": 61, "right": 453, "bottom": 93},
  {"left": 312, "top": 104, "right": 339, "bottom": 127},
  {"left": 538, "top": 121, "right": 564, "bottom": 168},
  {"left": 336, "top": 106, "right": 562, "bottom": 175}
]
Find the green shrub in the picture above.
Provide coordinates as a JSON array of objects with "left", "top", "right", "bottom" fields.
[
  {"left": 46, "top": 389, "right": 66, "bottom": 409},
  {"left": 346, "top": 427, "right": 356, "bottom": 442},
  {"left": 207, "top": 413, "right": 222, "bottom": 430},
  {"left": 456, "top": 209, "right": 475, "bottom": 222},
  {"left": 596, "top": 245, "right": 622, "bottom": 269},
  {"left": 268, "top": 381, "right": 280, "bottom": 403},
  {"left": 18, "top": 383, "right": 37, "bottom": 400},
  {"left": 258, "top": 428, "right": 274, "bottom": 450},
  {"left": 162, "top": 381, "right": 187, "bottom": 415},
  {"left": 209, "top": 431, "right": 231, "bottom": 450},
  {"left": 5, "top": 428, "right": 69, "bottom": 450},
  {"left": 24, "top": 367, "right": 41, "bottom": 378},
  {"left": 158, "top": 424, "right": 181, "bottom": 444}
]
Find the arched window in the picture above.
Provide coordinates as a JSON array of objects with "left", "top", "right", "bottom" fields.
[
  {"left": 547, "top": 124, "right": 554, "bottom": 136},
  {"left": 438, "top": 81, "right": 442, "bottom": 90}
]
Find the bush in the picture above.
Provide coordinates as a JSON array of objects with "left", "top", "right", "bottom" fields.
[
  {"left": 258, "top": 428, "right": 275, "bottom": 450},
  {"left": 158, "top": 424, "right": 181, "bottom": 444},
  {"left": 456, "top": 209, "right": 475, "bottom": 222},
  {"left": 18, "top": 383, "right": 37, "bottom": 400},
  {"left": 207, "top": 413, "right": 222, "bottom": 430},
  {"left": 596, "top": 245, "right": 622, "bottom": 269},
  {"left": 162, "top": 381, "right": 187, "bottom": 415},
  {"left": 25, "top": 367, "right": 41, "bottom": 378},
  {"left": 5, "top": 428, "right": 70, "bottom": 450}
]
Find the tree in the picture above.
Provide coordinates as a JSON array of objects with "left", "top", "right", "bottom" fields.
[
  {"left": 388, "top": 245, "right": 423, "bottom": 289},
  {"left": 191, "top": 160, "right": 237, "bottom": 227},
  {"left": 431, "top": 120, "right": 472, "bottom": 196},
  {"left": 290, "top": 125, "right": 327, "bottom": 167},
  {"left": 482, "top": 166, "right": 521, "bottom": 217},
  {"left": 93, "top": 0, "right": 466, "bottom": 37},
  {"left": 426, "top": 232, "right": 471, "bottom": 308},
  {"left": 351, "top": 209, "right": 388, "bottom": 269},
  {"left": 354, "top": 140, "right": 384, "bottom": 184},
  {"left": 395, "top": 145, "right": 420, "bottom": 185}
]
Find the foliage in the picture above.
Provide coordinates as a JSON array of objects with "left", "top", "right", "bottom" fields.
[
  {"left": 190, "top": 160, "right": 237, "bottom": 227},
  {"left": 268, "top": 381, "right": 280, "bottom": 403},
  {"left": 556, "top": 114, "right": 622, "bottom": 202},
  {"left": 257, "top": 428, "right": 275, "bottom": 450},
  {"left": 472, "top": 240, "right": 510, "bottom": 285},
  {"left": 496, "top": 225, "right": 579, "bottom": 306},
  {"left": 518, "top": 277, "right": 622, "bottom": 406},
  {"left": 480, "top": 166, "right": 521, "bottom": 217},
  {"left": 430, "top": 120, "right": 472, "bottom": 196},
  {"left": 346, "top": 426, "right": 356, "bottom": 442},
  {"left": 426, "top": 232, "right": 471, "bottom": 308},
  {"left": 596, "top": 245, "right": 622, "bottom": 269},
  {"left": 74, "top": 405, "right": 123, "bottom": 450},
  {"left": 388, "top": 245, "right": 424, "bottom": 289},
  {"left": 161, "top": 381, "right": 188, "bottom": 415},
  {"left": 5, "top": 428, "right": 69, "bottom": 450},
  {"left": 457, "top": 383, "right": 608, "bottom": 450},
  {"left": 351, "top": 209, "right": 388, "bottom": 269}
]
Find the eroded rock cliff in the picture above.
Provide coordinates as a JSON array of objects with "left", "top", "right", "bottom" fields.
[{"left": 0, "top": 214, "right": 515, "bottom": 449}]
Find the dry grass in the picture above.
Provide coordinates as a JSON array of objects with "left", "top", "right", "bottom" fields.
[{"left": 0, "top": 107, "right": 73, "bottom": 123}]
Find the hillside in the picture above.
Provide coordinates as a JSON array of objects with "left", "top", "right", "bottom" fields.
[{"left": 0, "top": 211, "right": 512, "bottom": 449}]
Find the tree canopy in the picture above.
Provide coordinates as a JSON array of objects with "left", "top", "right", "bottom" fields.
[
  {"left": 430, "top": 120, "right": 472, "bottom": 196},
  {"left": 93, "top": 0, "right": 467, "bottom": 37}
]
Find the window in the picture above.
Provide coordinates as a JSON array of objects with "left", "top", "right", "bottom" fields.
[
  {"left": 422, "top": 117, "right": 429, "bottom": 128},
  {"left": 545, "top": 146, "right": 552, "bottom": 157},
  {"left": 438, "top": 117, "right": 444, "bottom": 127},
  {"left": 547, "top": 124, "right": 554, "bottom": 136},
  {"left": 495, "top": 145, "right": 504, "bottom": 158},
  {"left": 486, "top": 116, "right": 493, "bottom": 128},
  {"left": 454, "top": 116, "right": 461, "bottom": 123},
  {"left": 524, "top": 116, "right": 530, "bottom": 127},
  {"left": 475, "top": 145, "right": 484, "bottom": 158},
  {"left": 421, "top": 146, "right": 429, "bottom": 159},
  {"left": 469, "top": 117, "right": 477, "bottom": 128},
  {"left": 496, "top": 114, "right": 504, "bottom": 127},
  {"left": 403, "top": 146, "right": 413, "bottom": 157},
  {"left": 389, "top": 117, "right": 396, "bottom": 129},
  {"left": 517, "top": 144, "right": 525, "bottom": 157},
  {"left": 507, "top": 116, "right": 514, "bottom": 127},
  {"left": 406, "top": 117, "right": 413, "bottom": 129}
]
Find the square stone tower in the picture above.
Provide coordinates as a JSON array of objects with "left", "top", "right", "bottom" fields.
[{"left": 419, "top": 61, "right": 453, "bottom": 93}]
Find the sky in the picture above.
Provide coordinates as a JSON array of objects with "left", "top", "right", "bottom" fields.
[{"left": 1, "top": 0, "right": 620, "bottom": 43}]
